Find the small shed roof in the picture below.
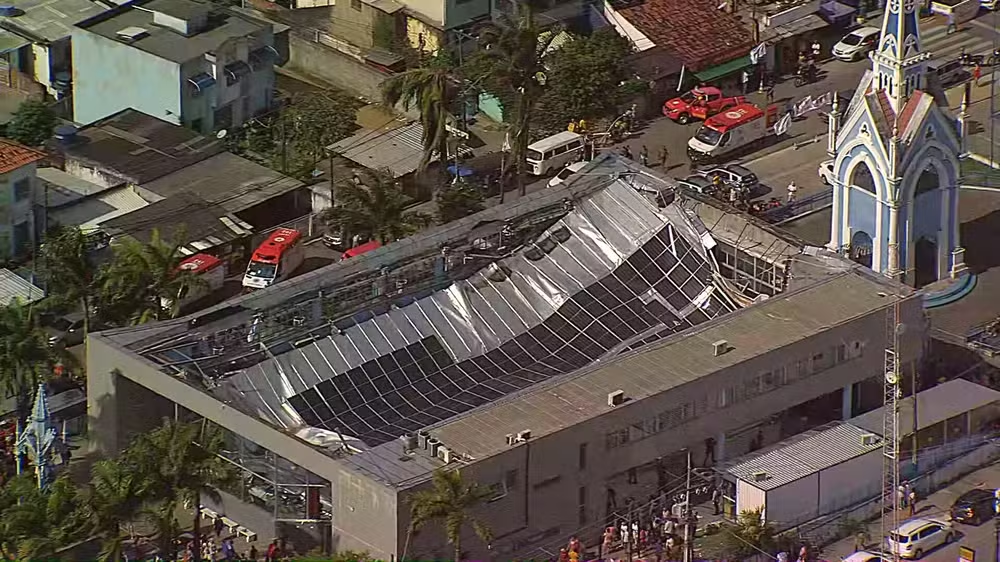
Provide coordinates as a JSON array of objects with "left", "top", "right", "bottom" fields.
[
  {"left": 726, "top": 423, "right": 883, "bottom": 491},
  {"left": 850, "top": 379, "right": 1000, "bottom": 435},
  {"left": 0, "top": 268, "right": 44, "bottom": 305},
  {"left": 328, "top": 122, "right": 470, "bottom": 178}
]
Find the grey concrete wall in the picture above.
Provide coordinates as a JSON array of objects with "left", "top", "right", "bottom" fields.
[
  {"left": 286, "top": 34, "right": 389, "bottom": 101},
  {"left": 329, "top": 462, "right": 400, "bottom": 558},
  {"left": 404, "top": 293, "right": 927, "bottom": 560}
]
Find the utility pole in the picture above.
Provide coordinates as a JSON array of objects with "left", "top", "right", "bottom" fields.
[{"left": 684, "top": 448, "right": 694, "bottom": 562}]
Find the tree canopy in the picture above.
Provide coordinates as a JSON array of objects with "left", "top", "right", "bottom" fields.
[
  {"left": 5, "top": 100, "right": 57, "bottom": 146},
  {"left": 535, "top": 29, "right": 645, "bottom": 134},
  {"left": 436, "top": 181, "right": 485, "bottom": 224},
  {"left": 323, "top": 171, "right": 431, "bottom": 244},
  {"left": 405, "top": 469, "right": 493, "bottom": 562}
]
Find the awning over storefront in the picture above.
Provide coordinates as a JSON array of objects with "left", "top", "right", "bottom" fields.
[
  {"left": 694, "top": 55, "right": 753, "bottom": 82},
  {"left": 760, "top": 13, "right": 829, "bottom": 43}
]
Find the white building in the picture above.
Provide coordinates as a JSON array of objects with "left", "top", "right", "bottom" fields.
[{"left": 0, "top": 139, "right": 43, "bottom": 258}]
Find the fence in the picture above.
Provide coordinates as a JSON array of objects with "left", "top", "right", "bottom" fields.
[
  {"left": 772, "top": 435, "right": 1000, "bottom": 549},
  {"left": 762, "top": 189, "right": 833, "bottom": 225}
]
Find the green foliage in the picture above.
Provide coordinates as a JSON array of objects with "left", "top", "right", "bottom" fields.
[
  {"left": 405, "top": 469, "right": 493, "bottom": 562},
  {"left": 534, "top": 29, "right": 643, "bottom": 134},
  {"left": 295, "top": 549, "right": 376, "bottom": 562},
  {"left": 323, "top": 171, "right": 431, "bottom": 243},
  {"left": 373, "top": 13, "right": 398, "bottom": 51},
  {"left": 436, "top": 181, "right": 485, "bottom": 223},
  {"left": 6, "top": 100, "right": 56, "bottom": 146},
  {"left": 0, "top": 475, "right": 90, "bottom": 560},
  {"left": 463, "top": 11, "right": 555, "bottom": 195},
  {"left": 98, "top": 228, "right": 205, "bottom": 324},
  {"left": 282, "top": 91, "right": 361, "bottom": 172},
  {"left": 0, "top": 299, "right": 55, "bottom": 424},
  {"left": 381, "top": 55, "right": 457, "bottom": 173},
  {"left": 721, "top": 508, "right": 776, "bottom": 559},
  {"left": 87, "top": 459, "right": 150, "bottom": 562}
]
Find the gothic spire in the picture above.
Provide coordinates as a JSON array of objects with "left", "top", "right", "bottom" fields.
[{"left": 870, "top": 0, "right": 930, "bottom": 111}]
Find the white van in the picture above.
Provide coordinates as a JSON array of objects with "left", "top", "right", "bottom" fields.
[{"left": 526, "top": 131, "right": 584, "bottom": 175}]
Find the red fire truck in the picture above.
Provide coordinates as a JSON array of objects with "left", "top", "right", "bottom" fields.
[{"left": 663, "top": 86, "right": 746, "bottom": 124}]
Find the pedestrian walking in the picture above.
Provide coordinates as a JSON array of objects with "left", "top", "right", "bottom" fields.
[
  {"left": 786, "top": 181, "right": 798, "bottom": 204},
  {"left": 711, "top": 487, "right": 721, "bottom": 515},
  {"left": 908, "top": 489, "right": 917, "bottom": 516},
  {"left": 640, "top": 145, "right": 650, "bottom": 166},
  {"left": 659, "top": 146, "right": 669, "bottom": 169},
  {"left": 766, "top": 83, "right": 776, "bottom": 105},
  {"left": 249, "top": 545, "right": 259, "bottom": 562},
  {"left": 947, "top": 12, "right": 956, "bottom": 34},
  {"left": 741, "top": 69, "right": 750, "bottom": 94},
  {"left": 729, "top": 187, "right": 738, "bottom": 205},
  {"left": 621, "top": 145, "right": 633, "bottom": 160},
  {"left": 214, "top": 516, "right": 224, "bottom": 538},
  {"left": 973, "top": 63, "right": 982, "bottom": 86}
]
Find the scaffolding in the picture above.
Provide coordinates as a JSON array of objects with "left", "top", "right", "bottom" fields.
[{"left": 880, "top": 300, "right": 902, "bottom": 562}]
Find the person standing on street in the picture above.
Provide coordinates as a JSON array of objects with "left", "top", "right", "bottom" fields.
[
  {"left": 786, "top": 181, "right": 798, "bottom": 204},
  {"left": 622, "top": 145, "right": 633, "bottom": 160},
  {"left": 640, "top": 145, "right": 650, "bottom": 167},
  {"left": 659, "top": 146, "right": 669, "bottom": 169},
  {"left": 947, "top": 12, "right": 956, "bottom": 34},
  {"left": 908, "top": 488, "right": 917, "bottom": 516},
  {"left": 711, "top": 487, "right": 721, "bottom": 515},
  {"left": 973, "top": 63, "right": 982, "bottom": 86},
  {"left": 741, "top": 69, "right": 750, "bottom": 94}
]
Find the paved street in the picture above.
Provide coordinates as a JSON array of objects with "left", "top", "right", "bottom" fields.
[{"left": 824, "top": 460, "right": 1000, "bottom": 562}]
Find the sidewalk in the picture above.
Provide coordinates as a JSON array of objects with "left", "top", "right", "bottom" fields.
[{"left": 823, "top": 460, "right": 1000, "bottom": 560}]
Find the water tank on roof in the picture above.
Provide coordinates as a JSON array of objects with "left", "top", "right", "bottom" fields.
[
  {"left": 54, "top": 124, "right": 78, "bottom": 145},
  {"left": 0, "top": 5, "right": 19, "bottom": 16}
]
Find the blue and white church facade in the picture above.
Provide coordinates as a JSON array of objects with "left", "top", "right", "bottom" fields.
[{"left": 826, "top": 0, "right": 970, "bottom": 287}]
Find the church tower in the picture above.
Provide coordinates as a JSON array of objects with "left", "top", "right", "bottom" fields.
[{"left": 827, "top": 0, "right": 966, "bottom": 287}]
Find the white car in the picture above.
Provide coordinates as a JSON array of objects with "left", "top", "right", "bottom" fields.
[
  {"left": 832, "top": 27, "right": 880, "bottom": 62},
  {"left": 819, "top": 159, "right": 835, "bottom": 185},
  {"left": 547, "top": 161, "right": 588, "bottom": 188},
  {"left": 885, "top": 518, "right": 954, "bottom": 559},
  {"left": 843, "top": 551, "right": 888, "bottom": 562}
]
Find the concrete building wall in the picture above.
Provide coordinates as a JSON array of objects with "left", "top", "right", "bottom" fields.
[
  {"left": 330, "top": 462, "right": 400, "bottom": 558},
  {"left": 405, "top": 294, "right": 926, "bottom": 559},
  {"left": 0, "top": 162, "right": 38, "bottom": 257},
  {"left": 72, "top": 30, "right": 181, "bottom": 126},
  {"left": 736, "top": 479, "right": 766, "bottom": 516},
  {"left": 286, "top": 34, "right": 389, "bottom": 100},
  {"left": 329, "top": 0, "right": 378, "bottom": 49}
]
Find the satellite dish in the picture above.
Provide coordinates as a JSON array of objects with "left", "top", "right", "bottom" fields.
[{"left": 216, "top": 129, "right": 228, "bottom": 139}]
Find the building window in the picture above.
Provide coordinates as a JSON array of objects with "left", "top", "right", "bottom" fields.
[
  {"left": 578, "top": 486, "right": 587, "bottom": 525},
  {"left": 351, "top": 0, "right": 362, "bottom": 10},
  {"left": 13, "top": 178, "right": 30, "bottom": 202},
  {"left": 578, "top": 442, "right": 587, "bottom": 471},
  {"left": 605, "top": 428, "right": 629, "bottom": 450}
]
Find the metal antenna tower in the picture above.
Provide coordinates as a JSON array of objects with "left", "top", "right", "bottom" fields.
[{"left": 880, "top": 301, "right": 902, "bottom": 562}]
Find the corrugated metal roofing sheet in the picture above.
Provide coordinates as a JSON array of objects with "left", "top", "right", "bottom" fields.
[
  {"left": 329, "top": 122, "right": 471, "bottom": 178},
  {"left": 0, "top": 268, "right": 44, "bottom": 305},
  {"left": 850, "top": 379, "right": 1000, "bottom": 435},
  {"left": 726, "top": 423, "right": 883, "bottom": 491}
]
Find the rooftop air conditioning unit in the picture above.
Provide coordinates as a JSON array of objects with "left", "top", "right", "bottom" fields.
[
  {"left": 861, "top": 433, "right": 880, "bottom": 446},
  {"left": 607, "top": 390, "right": 626, "bottom": 407},
  {"left": 438, "top": 446, "right": 452, "bottom": 463},
  {"left": 505, "top": 434, "right": 516, "bottom": 446},
  {"left": 428, "top": 438, "right": 441, "bottom": 457},
  {"left": 399, "top": 434, "right": 417, "bottom": 452},
  {"left": 115, "top": 26, "right": 149, "bottom": 42},
  {"left": 517, "top": 429, "right": 532, "bottom": 441},
  {"left": 713, "top": 340, "right": 730, "bottom": 356},
  {"left": 752, "top": 471, "right": 768, "bottom": 482}
]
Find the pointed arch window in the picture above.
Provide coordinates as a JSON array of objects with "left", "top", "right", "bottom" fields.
[
  {"left": 915, "top": 165, "right": 939, "bottom": 197},
  {"left": 851, "top": 161, "right": 877, "bottom": 194}
]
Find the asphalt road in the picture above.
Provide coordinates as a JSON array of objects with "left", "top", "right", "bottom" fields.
[{"left": 824, "top": 460, "right": 1000, "bottom": 562}]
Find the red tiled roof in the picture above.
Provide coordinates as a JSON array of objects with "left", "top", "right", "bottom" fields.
[
  {"left": 0, "top": 139, "right": 45, "bottom": 175},
  {"left": 896, "top": 90, "right": 924, "bottom": 133},
  {"left": 618, "top": 0, "right": 754, "bottom": 71}
]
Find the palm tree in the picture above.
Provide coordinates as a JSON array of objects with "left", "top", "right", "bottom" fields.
[
  {"left": 474, "top": 3, "right": 557, "bottom": 196},
  {"left": 86, "top": 460, "right": 149, "bottom": 562},
  {"left": 101, "top": 229, "right": 204, "bottom": 323},
  {"left": 404, "top": 469, "right": 494, "bottom": 562},
  {"left": 323, "top": 170, "right": 431, "bottom": 244},
  {"left": 381, "top": 54, "right": 457, "bottom": 174},
  {"left": 0, "top": 299, "right": 53, "bottom": 425},
  {"left": 39, "top": 226, "right": 99, "bottom": 344},
  {"left": 125, "top": 419, "right": 235, "bottom": 562},
  {"left": 0, "top": 475, "right": 89, "bottom": 561},
  {"left": 722, "top": 507, "right": 776, "bottom": 560}
]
